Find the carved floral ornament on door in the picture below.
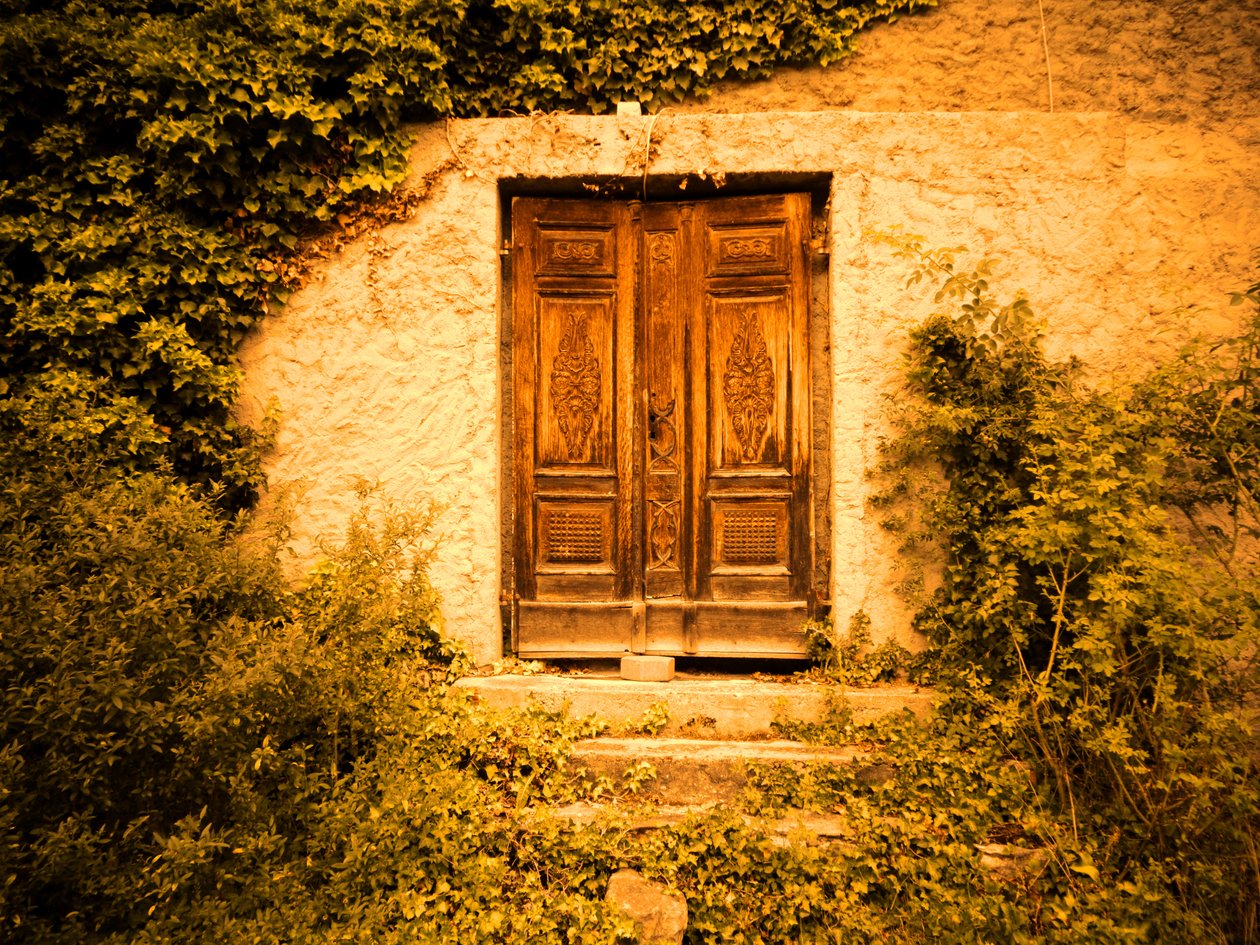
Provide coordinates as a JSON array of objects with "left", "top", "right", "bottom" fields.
[
  {"left": 723, "top": 309, "right": 775, "bottom": 463},
  {"left": 549, "top": 313, "right": 601, "bottom": 460},
  {"left": 510, "top": 192, "right": 818, "bottom": 659}
]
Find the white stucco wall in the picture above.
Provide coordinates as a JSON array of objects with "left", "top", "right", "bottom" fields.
[{"left": 238, "top": 110, "right": 1258, "bottom": 664}]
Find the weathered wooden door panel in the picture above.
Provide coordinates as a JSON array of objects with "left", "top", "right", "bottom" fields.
[
  {"left": 642, "top": 601, "right": 809, "bottom": 656},
  {"left": 516, "top": 601, "right": 638, "bottom": 655},
  {"left": 512, "top": 199, "right": 637, "bottom": 654},
  {"left": 692, "top": 194, "right": 813, "bottom": 624},
  {"left": 513, "top": 193, "right": 815, "bottom": 659}
]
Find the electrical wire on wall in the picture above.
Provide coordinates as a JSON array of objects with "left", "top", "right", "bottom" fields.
[{"left": 1037, "top": 0, "right": 1055, "bottom": 111}]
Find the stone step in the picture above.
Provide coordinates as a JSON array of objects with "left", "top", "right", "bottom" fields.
[
  {"left": 568, "top": 736, "right": 889, "bottom": 804},
  {"left": 453, "top": 673, "right": 933, "bottom": 739},
  {"left": 537, "top": 803, "right": 1047, "bottom": 878},
  {"left": 539, "top": 801, "right": 856, "bottom": 845}
]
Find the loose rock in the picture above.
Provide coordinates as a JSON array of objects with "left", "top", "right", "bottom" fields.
[
  {"left": 977, "top": 842, "right": 1050, "bottom": 880},
  {"left": 604, "top": 869, "right": 688, "bottom": 945}
]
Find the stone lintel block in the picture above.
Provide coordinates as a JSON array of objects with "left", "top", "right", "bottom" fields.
[{"left": 621, "top": 655, "right": 675, "bottom": 682}]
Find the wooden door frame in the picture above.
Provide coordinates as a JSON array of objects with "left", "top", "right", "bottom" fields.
[{"left": 498, "top": 179, "right": 833, "bottom": 659}]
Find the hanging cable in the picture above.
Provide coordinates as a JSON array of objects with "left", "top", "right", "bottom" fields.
[{"left": 1037, "top": 0, "right": 1055, "bottom": 112}]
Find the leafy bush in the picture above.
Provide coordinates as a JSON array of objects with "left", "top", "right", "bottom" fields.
[
  {"left": 4, "top": 339, "right": 1254, "bottom": 945},
  {"left": 0, "top": 403, "right": 459, "bottom": 942},
  {"left": 118, "top": 696, "right": 632, "bottom": 945},
  {"left": 871, "top": 233, "right": 1260, "bottom": 943},
  {"left": 803, "top": 610, "right": 911, "bottom": 684}
]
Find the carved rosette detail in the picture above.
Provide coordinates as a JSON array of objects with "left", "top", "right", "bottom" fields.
[
  {"left": 549, "top": 314, "right": 601, "bottom": 459},
  {"left": 648, "top": 500, "right": 680, "bottom": 569},
  {"left": 648, "top": 234, "right": 677, "bottom": 324},
  {"left": 649, "top": 232, "right": 675, "bottom": 263},
  {"left": 551, "top": 240, "right": 599, "bottom": 262},
  {"left": 723, "top": 237, "right": 773, "bottom": 259},
  {"left": 722, "top": 311, "right": 774, "bottom": 462}
]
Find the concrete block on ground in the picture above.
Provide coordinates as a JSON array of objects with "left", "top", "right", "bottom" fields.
[{"left": 621, "top": 655, "right": 675, "bottom": 682}]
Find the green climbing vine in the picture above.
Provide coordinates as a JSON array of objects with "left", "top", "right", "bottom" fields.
[{"left": 0, "top": 0, "right": 934, "bottom": 507}]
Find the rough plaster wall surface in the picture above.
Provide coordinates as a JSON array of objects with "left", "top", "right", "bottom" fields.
[
  {"left": 678, "top": 0, "right": 1259, "bottom": 130},
  {"left": 237, "top": 173, "right": 504, "bottom": 663},
  {"left": 239, "top": 101, "right": 1258, "bottom": 661}
]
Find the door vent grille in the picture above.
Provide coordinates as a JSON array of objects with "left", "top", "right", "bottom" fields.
[
  {"left": 545, "top": 509, "right": 605, "bottom": 562},
  {"left": 721, "top": 509, "right": 779, "bottom": 563}
]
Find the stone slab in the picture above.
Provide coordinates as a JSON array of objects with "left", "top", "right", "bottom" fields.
[{"left": 451, "top": 673, "right": 934, "bottom": 738}]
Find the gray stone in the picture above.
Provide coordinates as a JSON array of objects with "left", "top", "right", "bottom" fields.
[
  {"left": 976, "top": 842, "right": 1050, "bottom": 879},
  {"left": 605, "top": 869, "right": 688, "bottom": 945}
]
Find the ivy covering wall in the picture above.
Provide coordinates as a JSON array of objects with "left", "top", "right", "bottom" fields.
[{"left": 0, "top": 0, "right": 934, "bottom": 506}]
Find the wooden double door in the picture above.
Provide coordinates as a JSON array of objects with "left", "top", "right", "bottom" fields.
[{"left": 510, "top": 193, "right": 816, "bottom": 658}]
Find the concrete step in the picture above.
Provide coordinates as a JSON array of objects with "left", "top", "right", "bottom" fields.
[
  {"left": 568, "top": 736, "right": 889, "bottom": 804},
  {"left": 453, "top": 673, "right": 933, "bottom": 739}
]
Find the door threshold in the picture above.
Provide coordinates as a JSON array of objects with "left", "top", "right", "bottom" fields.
[{"left": 508, "top": 656, "right": 813, "bottom": 680}]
